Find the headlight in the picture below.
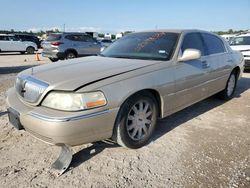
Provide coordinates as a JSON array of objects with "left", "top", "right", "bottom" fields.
[{"left": 42, "top": 91, "right": 107, "bottom": 111}]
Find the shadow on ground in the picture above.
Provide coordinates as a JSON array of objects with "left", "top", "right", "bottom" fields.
[
  {"left": 68, "top": 75, "right": 250, "bottom": 171},
  {"left": 0, "top": 52, "right": 41, "bottom": 56},
  {"left": 0, "top": 65, "right": 36, "bottom": 74},
  {"left": 68, "top": 141, "right": 119, "bottom": 171},
  {"left": 67, "top": 75, "right": 250, "bottom": 172},
  {"left": 0, "top": 111, "right": 8, "bottom": 118}
]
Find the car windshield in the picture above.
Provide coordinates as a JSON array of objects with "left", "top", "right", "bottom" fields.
[
  {"left": 230, "top": 36, "right": 250, "bottom": 45},
  {"left": 101, "top": 32, "right": 179, "bottom": 61},
  {"left": 46, "top": 34, "right": 62, "bottom": 41}
]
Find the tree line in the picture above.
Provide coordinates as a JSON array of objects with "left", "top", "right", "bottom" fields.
[{"left": 0, "top": 28, "right": 248, "bottom": 37}]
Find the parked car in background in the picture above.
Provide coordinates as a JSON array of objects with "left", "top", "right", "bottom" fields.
[
  {"left": 14, "top": 33, "right": 41, "bottom": 48},
  {"left": 220, "top": 34, "right": 236, "bottom": 43},
  {"left": 0, "top": 34, "right": 37, "bottom": 54},
  {"left": 7, "top": 29, "right": 244, "bottom": 150},
  {"left": 230, "top": 33, "right": 250, "bottom": 70},
  {"left": 42, "top": 32, "right": 102, "bottom": 62},
  {"left": 100, "top": 39, "right": 113, "bottom": 47}
]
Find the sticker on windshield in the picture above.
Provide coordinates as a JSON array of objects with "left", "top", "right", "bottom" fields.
[{"left": 158, "top": 50, "right": 166, "bottom": 54}]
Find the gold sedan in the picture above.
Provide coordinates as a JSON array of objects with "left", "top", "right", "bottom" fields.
[{"left": 7, "top": 29, "right": 244, "bottom": 149}]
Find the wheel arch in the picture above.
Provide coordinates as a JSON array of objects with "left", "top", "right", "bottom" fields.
[
  {"left": 117, "top": 88, "right": 163, "bottom": 119},
  {"left": 65, "top": 48, "right": 78, "bottom": 57},
  {"left": 26, "top": 46, "right": 35, "bottom": 51},
  {"left": 232, "top": 66, "right": 241, "bottom": 80},
  {"left": 111, "top": 88, "right": 163, "bottom": 143}
]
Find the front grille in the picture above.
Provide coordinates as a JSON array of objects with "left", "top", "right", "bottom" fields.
[{"left": 15, "top": 75, "right": 49, "bottom": 103}]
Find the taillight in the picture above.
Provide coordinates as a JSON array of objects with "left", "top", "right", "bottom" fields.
[{"left": 51, "top": 41, "right": 63, "bottom": 46}]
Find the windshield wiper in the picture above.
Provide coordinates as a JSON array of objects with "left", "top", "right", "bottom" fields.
[{"left": 111, "top": 55, "right": 135, "bottom": 59}]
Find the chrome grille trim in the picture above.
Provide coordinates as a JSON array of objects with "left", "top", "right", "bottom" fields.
[{"left": 15, "top": 75, "right": 49, "bottom": 103}]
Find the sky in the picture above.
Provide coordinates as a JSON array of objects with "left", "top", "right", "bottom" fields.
[{"left": 0, "top": 0, "right": 249, "bottom": 33}]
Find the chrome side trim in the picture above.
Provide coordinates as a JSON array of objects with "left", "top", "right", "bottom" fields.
[
  {"left": 167, "top": 73, "right": 229, "bottom": 97},
  {"left": 29, "top": 109, "right": 110, "bottom": 122}
]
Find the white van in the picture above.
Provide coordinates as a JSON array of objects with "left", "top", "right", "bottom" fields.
[
  {"left": 0, "top": 34, "right": 37, "bottom": 54},
  {"left": 230, "top": 33, "right": 250, "bottom": 70}
]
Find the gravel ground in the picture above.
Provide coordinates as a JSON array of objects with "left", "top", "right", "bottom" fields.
[{"left": 0, "top": 54, "right": 249, "bottom": 187}]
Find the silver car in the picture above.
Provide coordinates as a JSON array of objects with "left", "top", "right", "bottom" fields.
[
  {"left": 7, "top": 29, "right": 244, "bottom": 149},
  {"left": 42, "top": 32, "right": 102, "bottom": 62},
  {"left": 0, "top": 34, "right": 37, "bottom": 54}
]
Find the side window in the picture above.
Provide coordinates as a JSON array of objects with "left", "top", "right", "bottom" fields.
[
  {"left": 181, "top": 33, "right": 205, "bottom": 56},
  {"left": 8, "top": 36, "right": 19, "bottom": 41},
  {"left": 0, "top": 36, "right": 8, "bottom": 41},
  {"left": 81, "top": 35, "right": 95, "bottom": 42},
  {"left": 201, "top": 33, "right": 226, "bottom": 55},
  {"left": 242, "top": 37, "right": 250, "bottom": 45},
  {"left": 65, "top": 35, "right": 82, "bottom": 41}
]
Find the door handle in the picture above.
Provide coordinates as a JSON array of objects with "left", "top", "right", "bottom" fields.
[
  {"left": 227, "top": 59, "right": 233, "bottom": 63},
  {"left": 202, "top": 60, "right": 210, "bottom": 68}
]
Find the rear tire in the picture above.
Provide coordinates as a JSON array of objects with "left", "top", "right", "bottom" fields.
[
  {"left": 218, "top": 71, "right": 237, "bottom": 100},
  {"left": 26, "top": 46, "right": 35, "bottom": 54},
  {"left": 65, "top": 51, "right": 77, "bottom": 59},
  {"left": 113, "top": 92, "right": 158, "bottom": 149}
]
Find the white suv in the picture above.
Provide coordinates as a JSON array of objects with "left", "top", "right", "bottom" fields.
[
  {"left": 230, "top": 33, "right": 250, "bottom": 70},
  {"left": 0, "top": 34, "right": 37, "bottom": 54}
]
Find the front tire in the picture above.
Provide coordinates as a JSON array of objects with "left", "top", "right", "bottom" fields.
[
  {"left": 218, "top": 71, "right": 237, "bottom": 100},
  {"left": 26, "top": 46, "right": 35, "bottom": 54},
  {"left": 113, "top": 92, "right": 158, "bottom": 149}
]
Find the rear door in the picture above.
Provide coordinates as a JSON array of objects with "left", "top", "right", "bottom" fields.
[
  {"left": 73, "top": 34, "right": 100, "bottom": 55},
  {"left": 173, "top": 32, "right": 210, "bottom": 110},
  {"left": 8, "top": 36, "right": 25, "bottom": 51},
  {"left": 81, "top": 35, "right": 101, "bottom": 54},
  {"left": 0, "top": 35, "right": 12, "bottom": 51},
  {"left": 201, "top": 33, "right": 231, "bottom": 95}
]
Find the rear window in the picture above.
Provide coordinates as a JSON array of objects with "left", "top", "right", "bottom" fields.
[{"left": 46, "top": 34, "right": 62, "bottom": 41}]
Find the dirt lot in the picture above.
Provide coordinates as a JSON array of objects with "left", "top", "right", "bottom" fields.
[{"left": 0, "top": 54, "right": 250, "bottom": 188}]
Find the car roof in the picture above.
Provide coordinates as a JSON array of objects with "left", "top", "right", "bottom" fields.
[
  {"left": 13, "top": 33, "right": 36, "bottom": 36},
  {"left": 49, "top": 32, "right": 87, "bottom": 35},
  {"left": 134, "top": 29, "right": 206, "bottom": 33},
  {"left": 234, "top": 33, "right": 250, "bottom": 37}
]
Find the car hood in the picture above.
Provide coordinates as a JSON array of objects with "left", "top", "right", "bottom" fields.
[{"left": 20, "top": 56, "right": 160, "bottom": 91}]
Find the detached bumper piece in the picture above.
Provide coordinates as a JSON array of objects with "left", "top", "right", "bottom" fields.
[
  {"left": 51, "top": 144, "right": 73, "bottom": 176},
  {"left": 7, "top": 108, "right": 24, "bottom": 130}
]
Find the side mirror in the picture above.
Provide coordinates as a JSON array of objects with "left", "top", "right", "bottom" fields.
[{"left": 178, "top": 49, "right": 201, "bottom": 62}]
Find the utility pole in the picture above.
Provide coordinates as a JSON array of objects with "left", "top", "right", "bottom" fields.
[{"left": 63, "top": 24, "right": 65, "bottom": 32}]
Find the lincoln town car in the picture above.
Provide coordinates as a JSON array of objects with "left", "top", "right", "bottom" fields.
[{"left": 7, "top": 29, "right": 244, "bottom": 149}]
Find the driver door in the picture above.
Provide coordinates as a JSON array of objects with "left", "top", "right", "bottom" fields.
[{"left": 173, "top": 32, "right": 211, "bottom": 111}]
